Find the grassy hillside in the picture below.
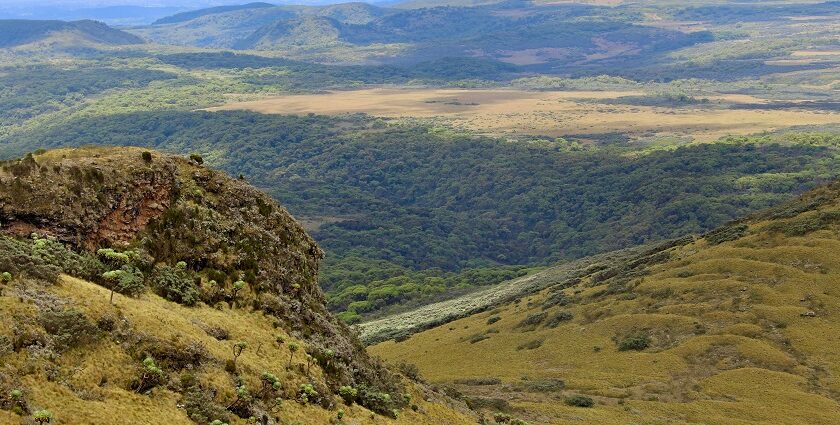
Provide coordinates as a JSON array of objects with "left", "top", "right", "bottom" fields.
[
  {"left": 370, "top": 179, "right": 840, "bottom": 424},
  {"left": 0, "top": 19, "right": 143, "bottom": 48},
  {"left": 0, "top": 147, "right": 474, "bottom": 424}
]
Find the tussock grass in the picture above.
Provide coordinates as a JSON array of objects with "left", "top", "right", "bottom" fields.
[{"left": 370, "top": 185, "right": 840, "bottom": 424}]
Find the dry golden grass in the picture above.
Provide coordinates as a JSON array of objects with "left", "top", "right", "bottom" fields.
[
  {"left": 370, "top": 195, "right": 840, "bottom": 424},
  {"left": 1, "top": 276, "right": 474, "bottom": 424},
  {"left": 208, "top": 88, "right": 840, "bottom": 142}
]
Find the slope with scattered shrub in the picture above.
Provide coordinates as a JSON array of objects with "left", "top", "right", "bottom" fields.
[
  {"left": 371, "top": 179, "right": 840, "bottom": 424},
  {"left": 0, "top": 147, "right": 474, "bottom": 424}
]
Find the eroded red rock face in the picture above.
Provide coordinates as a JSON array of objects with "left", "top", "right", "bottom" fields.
[
  {"left": 86, "top": 180, "right": 173, "bottom": 250},
  {"left": 0, "top": 149, "right": 177, "bottom": 249}
]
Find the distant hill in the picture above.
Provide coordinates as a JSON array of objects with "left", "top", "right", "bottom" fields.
[
  {"left": 152, "top": 2, "right": 276, "bottom": 25},
  {"left": 0, "top": 19, "right": 143, "bottom": 48},
  {"left": 133, "top": 2, "right": 712, "bottom": 65},
  {"left": 0, "top": 6, "right": 185, "bottom": 26},
  {"left": 369, "top": 179, "right": 840, "bottom": 424}
]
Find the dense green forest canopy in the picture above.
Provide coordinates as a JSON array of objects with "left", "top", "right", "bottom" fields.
[
  {"left": 5, "top": 110, "right": 839, "bottom": 319},
  {"left": 0, "top": 66, "right": 176, "bottom": 127}
]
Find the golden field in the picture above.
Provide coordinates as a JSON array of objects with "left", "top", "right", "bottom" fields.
[{"left": 208, "top": 88, "right": 840, "bottom": 143}]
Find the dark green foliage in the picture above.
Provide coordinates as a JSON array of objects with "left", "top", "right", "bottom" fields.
[
  {"left": 102, "top": 265, "right": 145, "bottom": 297},
  {"left": 518, "top": 378, "right": 565, "bottom": 393},
  {"left": 0, "top": 66, "right": 174, "bottom": 127},
  {"left": 565, "top": 395, "right": 594, "bottom": 407},
  {"left": 465, "top": 397, "right": 512, "bottom": 413},
  {"left": 133, "top": 357, "right": 166, "bottom": 393},
  {"left": 766, "top": 211, "right": 840, "bottom": 237},
  {"left": 141, "top": 151, "right": 153, "bottom": 163},
  {"left": 181, "top": 387, "right": 230, "bottom": 425},
  {"left": 10, "top": 111, "right": 838, "bottom": 316},
  {"left": 516, "top": 339, "right": 544, "bottom": 351},
  {"left": 617, "top": 333, "right": 651, "bottom": 351},
  {"left": 132, "top": 336, "right": 209, "bottom": 371},
  {"left": 515, "top": 312, "right": 547, "bottom": 331},
  {"left": 541, "top": 289, "right": 571, "bottom": 310},
  {"left": 38, "top": 309, "right": 99, "bottom": 352},
  {"left": 467, "top": 333, "right": 490, "bottom": 344},
  {"left": 158, "top": 53, "right": 516, "bottom": 88},
  {"left": 545, "top": 311, "right": 573, "bottom": 328},
  {"left": 486, "top": 316, "right": 501, "bottom": 325},
  {"left": 149, "top": 265, "right": 200, "bottom": 306},
  {"left": 453, "top": 377, "right": 501, "bottom": 386},
  {"left": 356, "top": 386, "right": 400, "bottom": 419},
  {"left": 396, "top": 361, "right": 422, "bottom": 382},
  {"left": 0, "top": 235, "right": 104, "bottom": 284},
  {"left": 0, "top": 378, "right": 29, "bottom": 416},
  {"left": 704, "top": 224, "right": 749, "bottom": 245}
]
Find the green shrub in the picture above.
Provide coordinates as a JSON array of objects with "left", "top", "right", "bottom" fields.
[
  {"left": 33, "top": 409, "right": 53, "bottom": 424},
  {"left": 486, "top": 316, "right": 501, "bottom": 325},
  {"left": 617, "top": 333, "right": 650, "bottom": 351},
  {"left": 38, "top": 309, "right": 99, "bottom": 352},
  {"left": 298, "top": 383, "right": 318, "bottom": 404},
  {"left": 397, "top": 361, "right": 423, "bottom": 382},
  {"left": 542, "top": 289, "right": 572, "bottom": 310},
  {"left": 182, "top": 387, "right": 230, "bottom": 425},
  {"left": 565, "top": 395, "right": 594, "bottom": 407},
  {"left": 453, "top": 377, "right": 501, "bottom": 386},
  {"left": 515, "top": 312, "right": 547, "bottom": 331},
  {"left": 339, "top": 385, "right": 358, "bottom": 404},
  {"left": 150, "top": 265, "right": 200, "bottom": 306},
  {"left": 519, "top": 378, "right": 565, "bottom": 392},
  {"left": 767, "top": 211, "right": 840, "bottom": 237},
  {"left": 516, "top": 339, "right": 544, "bottom": 350},
  {"left": 134, "top": 357, "right": 165, "bottom": 393},
  {"left": 704, "top": 224, "right": 748, "bottom": 245},
  {"left": 357, "top": 387, "right": 397, "bottom": 419},
  {"left": 102, "top": 265, "right": 145, "bottom": 299},
  {"left": 545, "top": 311, "right": 573, "bottom": 328},
  {"left": 141, "top": 151, "right": 153, "bottom": 163}
]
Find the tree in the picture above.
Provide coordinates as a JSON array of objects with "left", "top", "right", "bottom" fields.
[
  {"left": 232, "top": 280, "right": 246, "bottom": 301},
  {"left": 339, "top": 386, "right": 357, "bottom": 404},
  {"left": 232, "top": 341, "right": 248, "bottom": 368},
  {"left": 136, "top": 357, "right": 164, "bottom": 393},
  {"left": 102, "top": 266, "right": 144, "bottom": 303},
  {"left": 257, "top": 372, "right": 281, "bottom": 398},
  {"left": 33, "top": 409, "right": 53, "bottom": 424},
  {"left": 287, "top": 342, "right": 299, "bottom": 369}
]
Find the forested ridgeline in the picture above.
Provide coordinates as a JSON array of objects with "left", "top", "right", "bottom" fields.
[{"left": 5, "top": 110, "right": 839, "bottom": 320}]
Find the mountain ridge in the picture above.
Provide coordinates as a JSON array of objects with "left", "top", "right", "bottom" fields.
[{"left": 0, "top": 19, "right": 143, "bottom": 48}]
